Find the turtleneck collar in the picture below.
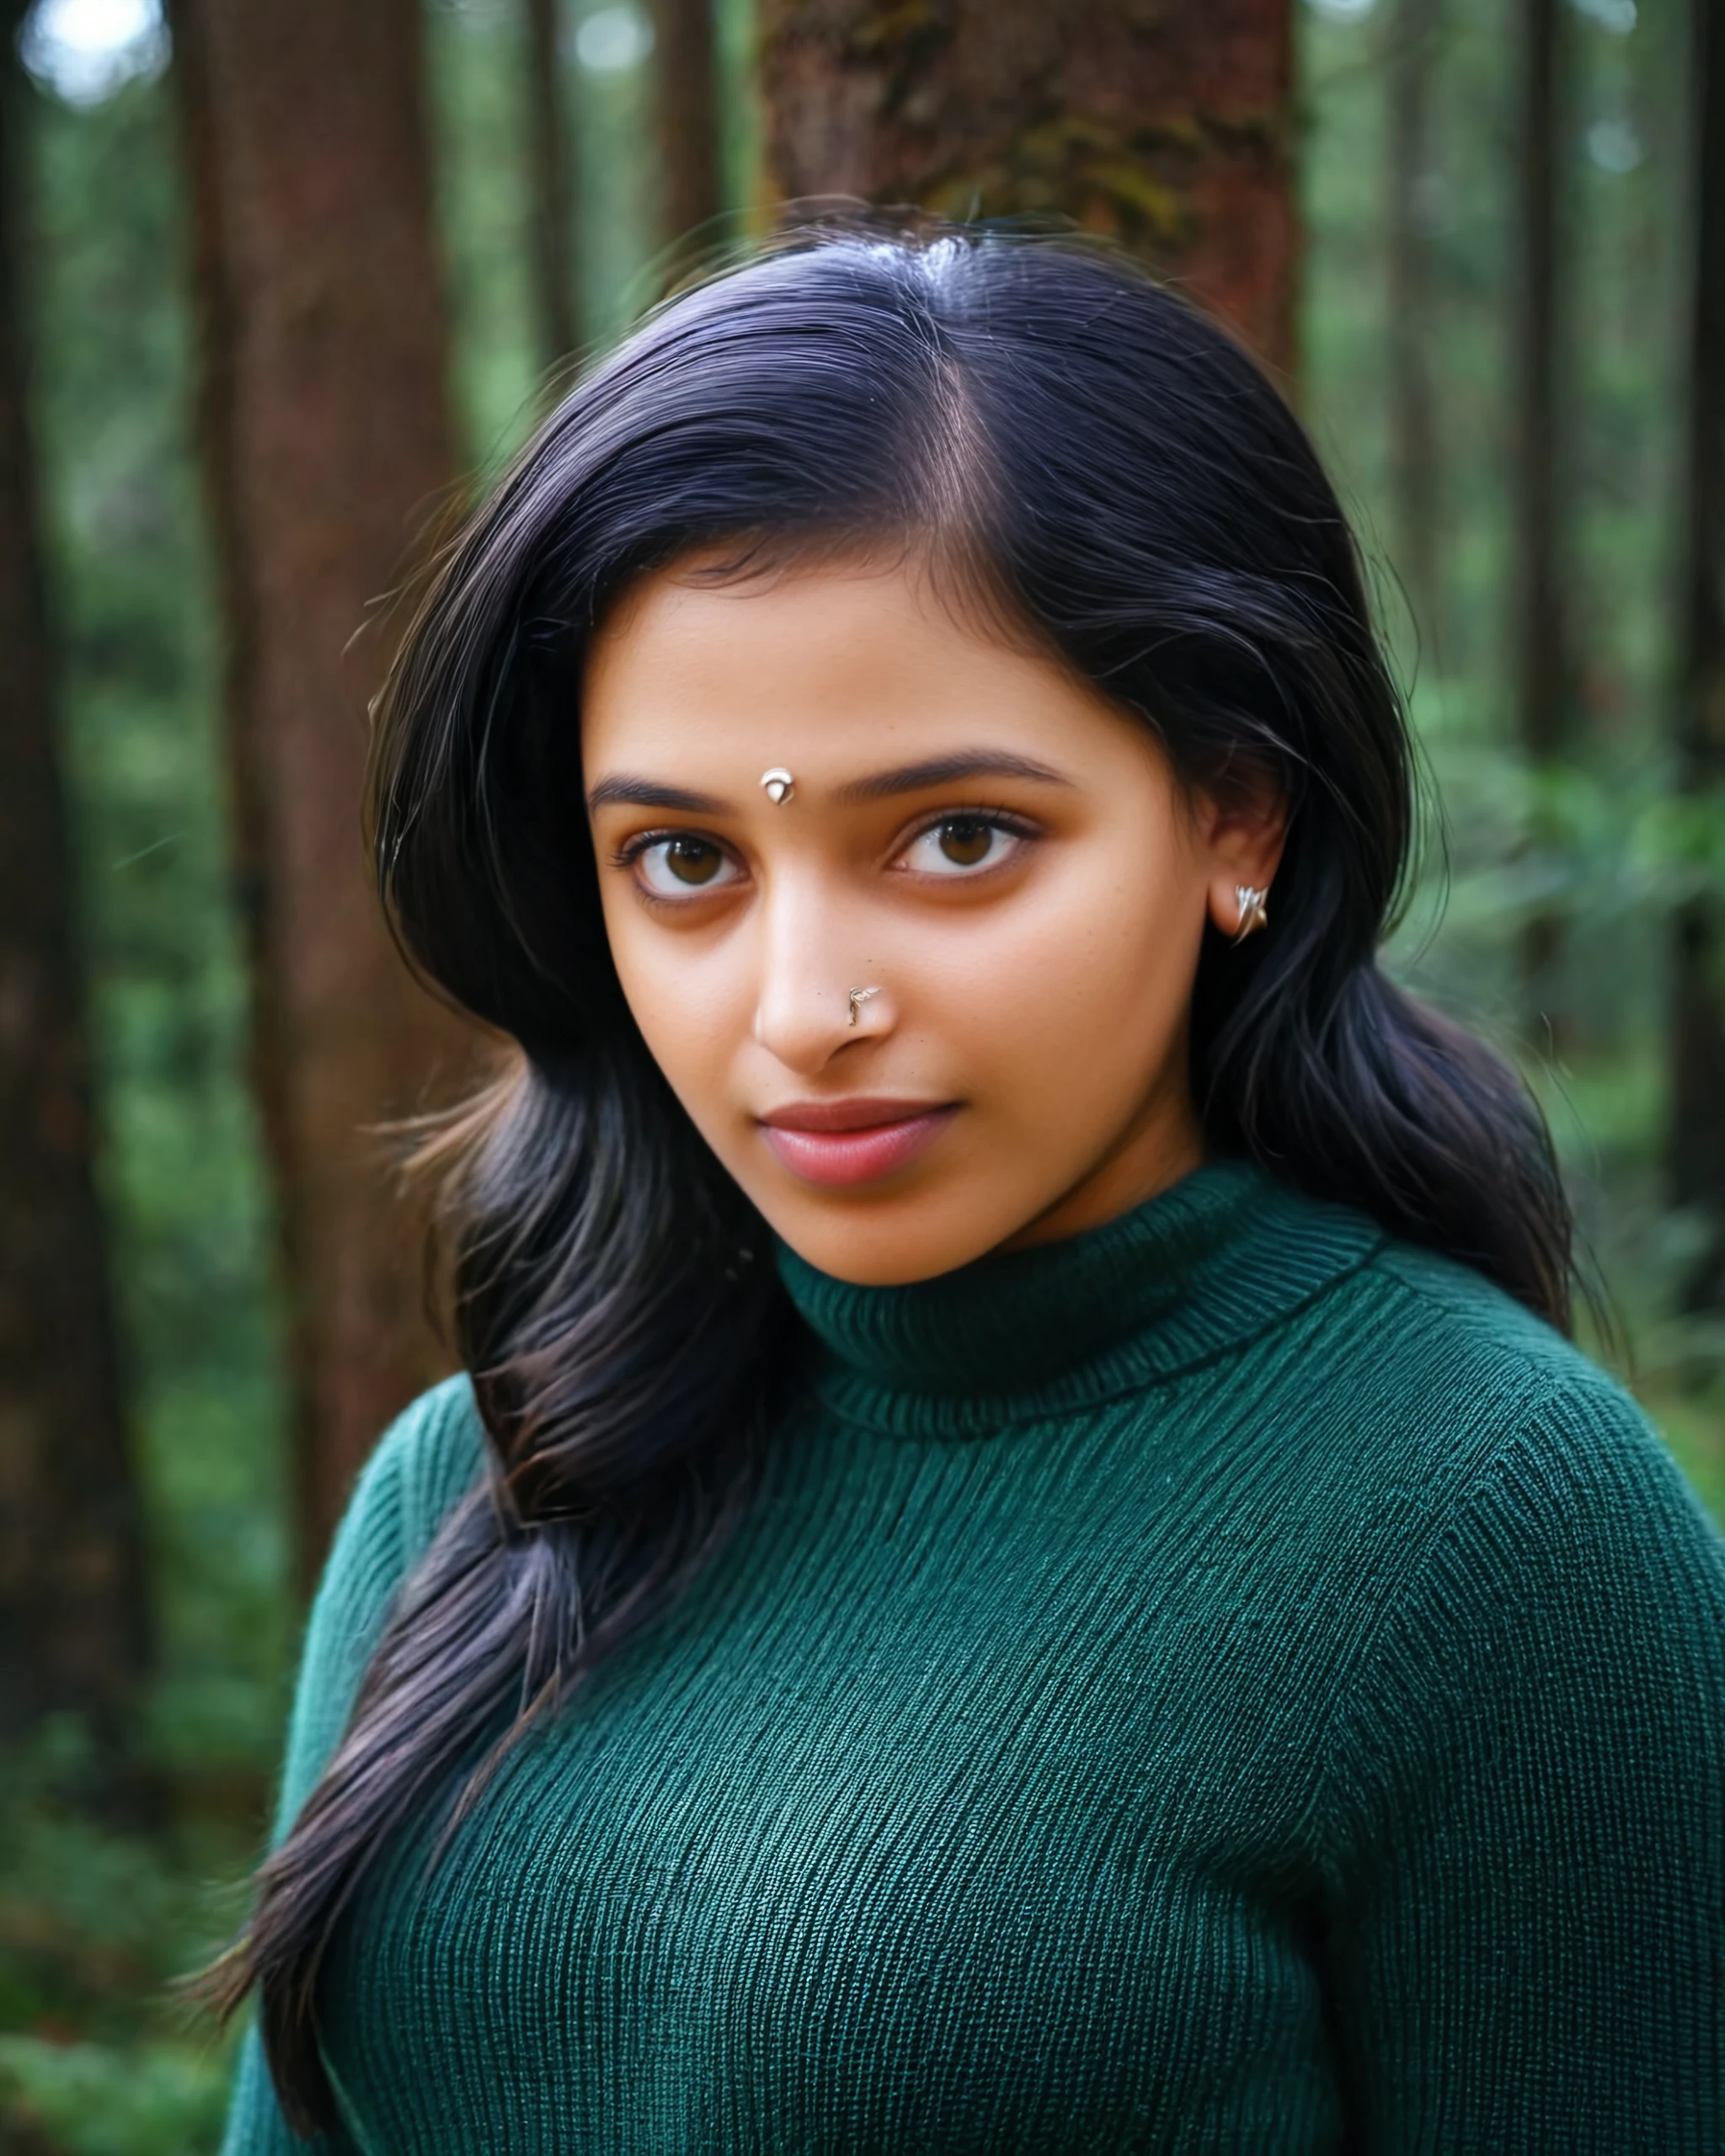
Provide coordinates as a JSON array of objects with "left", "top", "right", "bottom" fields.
[{"left": 776, "top": 1160, "right": 1383, "bottom": 1437}]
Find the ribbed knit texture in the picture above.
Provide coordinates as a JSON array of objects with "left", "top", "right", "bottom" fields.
[{"left": 222, "top": 1161, "right": 1725, "bottom": 2153}]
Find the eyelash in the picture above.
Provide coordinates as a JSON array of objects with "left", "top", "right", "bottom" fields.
[
  {"left": 894, "top": 807, "right": 1041, "bottom": 870},
  {"left": 611, "top": 830, "right": 692, "bottom": 871},
  {"left": 610, "top": 808, "right": 1043, "bottom": 887}
]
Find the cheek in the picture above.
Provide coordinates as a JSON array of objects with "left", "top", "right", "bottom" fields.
[
  {"left": 597, "top": 895, "right": 741, "bottom": 1131},
  {"left": 917, "top": 846, "right": 1204, "bottom": 1120}
]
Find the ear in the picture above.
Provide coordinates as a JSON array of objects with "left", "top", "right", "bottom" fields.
[{"left": 1194, "top": 780, "right": 1289, "bottom": 942}]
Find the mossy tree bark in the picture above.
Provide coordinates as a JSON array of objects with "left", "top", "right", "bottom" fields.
[
  {"left": 0, "top": 10, "right": 151, "bottom": 1800},
  {"left": 169, "top": 0, "right": 474, "bottom": 1580},
  {"left": 756, "top": 0, "right": 1295, "bottom": 370}
]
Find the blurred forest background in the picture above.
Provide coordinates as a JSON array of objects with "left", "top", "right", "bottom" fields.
[{"left": 0, "top": 0, "right": 1720, "bottom": 2146}]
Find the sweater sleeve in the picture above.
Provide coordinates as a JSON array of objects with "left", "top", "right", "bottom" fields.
[
  {"left": 1326, "top": 1377, "right": 1725, "bottom": 2152},
  {"left": 219, "top": 1377, "right": 485, "bottom": 2156}
]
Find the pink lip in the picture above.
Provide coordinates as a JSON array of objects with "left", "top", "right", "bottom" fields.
[{"left": 758, "top": 1098, "right": 959, "bottom": 1187}]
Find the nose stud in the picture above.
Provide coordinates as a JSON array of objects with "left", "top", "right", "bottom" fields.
[
  {"left": 847, "top": 986, "right": 881, "bottom": 1027},
  {"left": 761, "top": 767, "right": 795, "bottom": 805}
]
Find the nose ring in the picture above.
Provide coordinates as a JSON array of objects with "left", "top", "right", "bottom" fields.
[
  {"left": 761, "top": 766, "right": 795, "bottom": 805},
  {"left": 847, "top": 986, "right": 881, "bottom": 1027}
]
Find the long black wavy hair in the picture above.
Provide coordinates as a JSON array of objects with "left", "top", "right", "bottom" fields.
[{"left": 211, "top": 228, "right": 1573, "bottom": 2132}]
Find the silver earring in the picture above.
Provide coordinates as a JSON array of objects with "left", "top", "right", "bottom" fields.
[
  {"left": 1233, "top": 885, "right": 1269, "bottom": 943},
  {"left": 847, "top": 986, "right": 881, "bottom": 1027},
  {"left": 761, "top": 767, "right": 795, "bottom": 805}
]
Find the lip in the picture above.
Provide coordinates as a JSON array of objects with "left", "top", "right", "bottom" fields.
[{"left": 757, "top": 1098, "right": 958, "bottom": 1187}]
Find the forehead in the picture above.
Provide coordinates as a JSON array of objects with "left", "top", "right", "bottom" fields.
[{"left": 579, "top": 557, "right": 1127, "bottom": 781}]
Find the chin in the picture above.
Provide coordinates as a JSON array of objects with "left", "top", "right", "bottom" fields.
[{"left": 764, "top": 1188, "right": 1028, "bottom": 1288}]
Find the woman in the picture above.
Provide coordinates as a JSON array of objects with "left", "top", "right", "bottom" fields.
[{"left": 216, "top": 231, "right": 1725, "bottom": 2153}]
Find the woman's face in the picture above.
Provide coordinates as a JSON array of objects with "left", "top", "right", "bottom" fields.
[{"left": 582, "top": 555, "right": 1283, "bottom": 1286}]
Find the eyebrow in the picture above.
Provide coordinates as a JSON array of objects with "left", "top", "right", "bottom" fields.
[
  {"left": 586, "top": 776, "right": 733, "bottom": 814},
  {"left": 832, "top": 751, "right": 1073, "bottom": 804}
]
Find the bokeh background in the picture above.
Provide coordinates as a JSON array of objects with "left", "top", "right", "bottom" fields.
[{"left": 1, "top": 0, "right": 1720, "bottom": 2146}]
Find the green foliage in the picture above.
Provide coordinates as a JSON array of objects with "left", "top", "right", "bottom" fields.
[
  {"left": 0, "top": 1724, "right": 246, "bottom": 2154},
  {"left": 428, "top": 0, "right": 542, "bottom": 464},
  {"left": 427, "top": 0, "right": 702, "bottom": 473},
  {"left": 0, "top": 2037, "right": 232, "bottom": 2156}
]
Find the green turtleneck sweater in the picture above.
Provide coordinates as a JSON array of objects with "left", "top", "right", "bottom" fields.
[{"left": 222, "top": 1164, "right": 1725, "bottom": 2153}]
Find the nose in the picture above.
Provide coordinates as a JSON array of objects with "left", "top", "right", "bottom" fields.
[{"left": 750, "top": 873, "right": 884, "bottom": 1075}]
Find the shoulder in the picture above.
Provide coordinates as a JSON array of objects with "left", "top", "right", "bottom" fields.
[
  {"left": 1293, "top": 1218, "right": 1653, "bottom": 1484},
  {"left": 274, "top": 1377, "right": 486, "bottom": 1836},
  {"left": 303, "top": 1374, "right": 486, "bottom": 1695},
  {"left": 1306, "top": 1230, "right": 1725, "bottom": 1620},
  {"left": 1221, "top": 1197, "right": 1723, "bottom": 1615},
  {"left": 1329, "top": 1296, "right": 1725, "bottom": 1844},
  {"left": 1279, "top": 1240, "right": 1725, "bottom": 1854},
  {"left": 346, "top": 1371, "right": 489, "bottom": 1576}
]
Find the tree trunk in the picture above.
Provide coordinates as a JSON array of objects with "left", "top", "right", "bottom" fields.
[
  {"left": 1514, "top": 0, "right": 1567, "bottom": 1016},
  {"left": 526, "top": 0, "right": 579, "bottom": 370},
  {"left": 1386, "top": 0, "right": 1442, "bottom": 638},
  {"left": 169, "top": 0, "right": 473, "bottom": 1581},
  {"left": 0, "top": 16, "right": 151, "bottom": 1795},
  {"left": 653, "top": 0, "right": 722, "bottom": 273},
  {"left": 1674, "top": 0, "right": 1725, "bottom": 1309},
  {"left": 756, "top": 0, "right": 1296, "bottom": 371}
]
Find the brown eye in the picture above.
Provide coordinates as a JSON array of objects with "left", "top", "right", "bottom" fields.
[
  {"left": 665, "top": 837, "right": 723, "bottom": 883},
  {"left": 635, "top": 835, "right": 740, "bottom": 897},
  {"left": 900, "top": 814, "right": 1028, "bottom": 879},
  {"left": 937, "top": 818, "right": 995, "bottom": 867}
]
